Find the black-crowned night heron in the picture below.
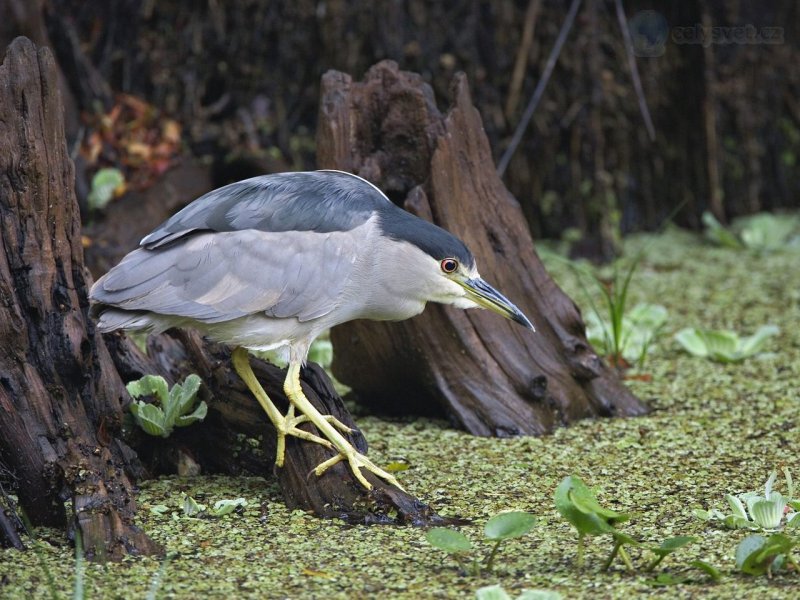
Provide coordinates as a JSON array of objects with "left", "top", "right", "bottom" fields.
[{"left": 90, "top": 170, "right": 533, "bottom": 490}]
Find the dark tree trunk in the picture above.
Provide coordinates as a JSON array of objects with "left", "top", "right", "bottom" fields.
[
  {"left": 0, "top": 37, "right": 159, "bottom": 559},
  {"left": 318, "top": 61, "right": 648, "bottom": 436}
]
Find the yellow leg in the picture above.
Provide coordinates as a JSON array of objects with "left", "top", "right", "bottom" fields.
[
  {"left": 283, "top": 361, "right": 405, "bottom": 491},
  {"left": 231, "top": 347, "right": 333, "bottom": 467}
]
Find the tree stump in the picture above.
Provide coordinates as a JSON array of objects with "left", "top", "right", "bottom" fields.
[
  {"left": 0, "top": 37, "right": 159, "bottom": 559},
  {"left": 318, "top": 61, "right": 648, "bottom": 435}
]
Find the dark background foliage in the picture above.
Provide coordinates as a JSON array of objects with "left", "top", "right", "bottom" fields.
[{"left": 4, "top": 0, "right": 798, "bottom": 255}]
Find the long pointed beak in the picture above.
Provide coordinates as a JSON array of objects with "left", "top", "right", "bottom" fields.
[{"left": 459, "top": 277, "right": 535, "bottom": 331}]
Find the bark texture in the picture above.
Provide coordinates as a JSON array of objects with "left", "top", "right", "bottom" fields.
[
  {"left": 0, "top": 37, "right": 158, "bottom": 559},
  {"left": 318, "top": 61, "right": 648, "bottom": 436}
]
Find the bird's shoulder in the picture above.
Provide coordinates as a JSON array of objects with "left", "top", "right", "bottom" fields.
[{"left": 140, "top": 170, "right": 393, "bottom": 249}]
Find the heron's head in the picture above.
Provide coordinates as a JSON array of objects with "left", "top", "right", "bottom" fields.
[
  {"left": 430, "top": 253, "right": 535, "bottom": 330},
  {"left": 380, "top": 211, "right": 535, "bottom": 331}
]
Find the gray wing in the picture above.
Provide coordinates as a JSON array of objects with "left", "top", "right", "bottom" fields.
[
  {"left": 91, "top": 227, "right": 363, "bottom": 323},
  {"left": 140, "top": 170, "right": 389, "bottom": 249}
]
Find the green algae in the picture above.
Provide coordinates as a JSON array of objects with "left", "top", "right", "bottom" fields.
[{"left": 1, "top": 230, "right": 799, "bottom": 599}]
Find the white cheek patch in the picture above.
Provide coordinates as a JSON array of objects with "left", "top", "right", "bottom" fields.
[{"left": 451, "top": 296, "right": 480, "bottom": 310}]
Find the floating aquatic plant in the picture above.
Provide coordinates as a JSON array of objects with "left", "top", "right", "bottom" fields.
[
  {"left": 675, "top": 325, "right": 779, "bottom": 363},
  {"left": 127, "top": 374, "right": 207, "bottom": 438}
]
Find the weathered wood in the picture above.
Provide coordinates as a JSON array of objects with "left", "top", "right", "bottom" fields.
[
  {"left": 0, "top": 37, "right": 159, "bottom": 559},
  {"left": 318, "top": 61, "right": 648, "bottom": 436},
  {"left": 107, "top": 329, "right": 448, "bottom": 525}
]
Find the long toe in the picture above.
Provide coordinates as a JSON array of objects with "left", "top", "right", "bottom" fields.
[{"left": 313, "top": 447, "right": 404, "bottom": 491}]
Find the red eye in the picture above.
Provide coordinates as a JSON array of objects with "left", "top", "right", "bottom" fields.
[{"left": 441, "top": 258, "right": 459, "bottom": 273}]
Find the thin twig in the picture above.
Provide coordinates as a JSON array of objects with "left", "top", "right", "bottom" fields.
[
  {"left": 613, "top": 0, "right": 656, "bottom": 141},
  {"left": 505, "top": 0, "right": 543, "bottom": 119},
  {"left": 497, "top": 0, "right": 583, "bottom": 176}
]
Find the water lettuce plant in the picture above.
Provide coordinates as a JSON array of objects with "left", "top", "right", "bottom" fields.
[
  {"left": 127, "top": 374, "right": 207, "bottom": 438},
  {"left": 702, "top": 211, "right": 800, "bottom": 253},
  {"left": 585, "top": 302, "right": 668, "bottom": 368},
  {"left": 694, "top": 469, "right": 799, "bottom": 531},
  {"left": 181, "top": 494, "right": 247, "bottom": 518},
  {"left": 475, "top": 585, "right": 562, "bottom": 600},
  {"left": 426, "top": 511, "right": 537, "bottom": 575},
  {"left": 675, "top": 325, "right": 779, "bottom": 363}
]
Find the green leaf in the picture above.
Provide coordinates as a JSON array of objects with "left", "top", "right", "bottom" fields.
[
  {"left": 674, "top": 328, "right": 709, "bottom": 358},
  {"left": 735, "top": 535, "right": 765, "bottom": 568},
  {"left": 208, "top": 498, "right": 247, "bottom": 517},
  {"left": 475, "top": 585, "right": 512, "bottom": 600},
  {"left": 690, "top": 560, "right": 722, "bottom": 582},
  {"left": 585, "top": 303, "right": 668, "bottom": 364},
  {"left": 165, "top": 374, "right": 203, "bottom": 427},
  {"left": 750, "top": 499, "right": 786, "bottom": 530},
  {"left": 484, "top": 512, "right": 537, "bottom": 541},
  {"left": 126, "top": 375, "right": 169, "bottom": 404},
  {"left": 738, "top": 533, "right": 796, "bottom": 575},
  {"left": 570, "top": 482, "right": 627, "bottom": 522},
  {"left": 737, "top": 325, "right": 779, "bottom": 358},
  {"left": 175, "top": 401, "right": 208, "bottom": 427},
  {"left": 129, "top": 402, "right": 168, "bottom": 437},
  {"left": 787, "top": 513, "right": 800, "bottom": 528},
  {"left": 554, "top": 476, "right": 621, "bottom": 536},
  {"left": 149, "top": 505, "right": 170, "bottom": 516},
  {"left": 736, "top": 213, "right": 799, "bottom": 253},
  {"left": 702, "top": 211, "right": 742, "bottom": 249},
  {"left": 181, "top": 495, "right": 206, "bottom": 517},
  {"left": 178, "top": 374, "right": 202, "bottom": 412},
  {"left": 426, "top": 528, "right": 473, "bottom": 553},
  {"left": 163, "top": 381, "right": 184, "bottom": 428},
  {"left": 87, "top": 167, "right": 125, "bottom": 211},
  {"left": 675, "top": 326, "right": 778, "bottom": 362},
  {"left": 651, "top": 536, "right": 696, "bottom": 557},
  {"left": 516, "top": 591, "right": 563, "bottom": 600},
  {"left": 699, "top": 329, "right": 740, "bottom": 362},
  {"left": 725, "top": 494, "right": 749, "bottom": 521}
]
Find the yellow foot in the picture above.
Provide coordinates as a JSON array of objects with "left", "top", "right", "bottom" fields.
[
  {"left": 294, "top": 413, "right": 354, "bottom": 435},
  {"left": 313, "top": 447, "right": 405, "bottom": 492},
  {"left": 274, "top": 414, "right": 332, "bottom": 468},
  {"left": 274, "top": 408, "right": 353, "bottom": 467}
]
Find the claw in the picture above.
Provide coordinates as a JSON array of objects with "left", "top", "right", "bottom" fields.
[
  {"left": 314, "top": 450, "right": 404, "bottom": 491},
  {"left": 232, "top": 349, "right": 404, "bottom": 492}
]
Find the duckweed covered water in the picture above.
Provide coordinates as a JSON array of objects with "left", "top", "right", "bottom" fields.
[{"left": 2, "top": 231, "right": 798, "bottom": 599}]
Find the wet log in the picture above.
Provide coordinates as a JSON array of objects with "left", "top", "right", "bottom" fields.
[
  {"left": 105, "top": 329, "right": 447, "bottom": 525},
  {"left": 103, "top": 313, "right": 442, "bottom": 523},
  {"left": 0, "top": 37, "right": 159, "bottom": 559},
  {"left": 318, "top": 61, "right": 648, "bottom": 435}
]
